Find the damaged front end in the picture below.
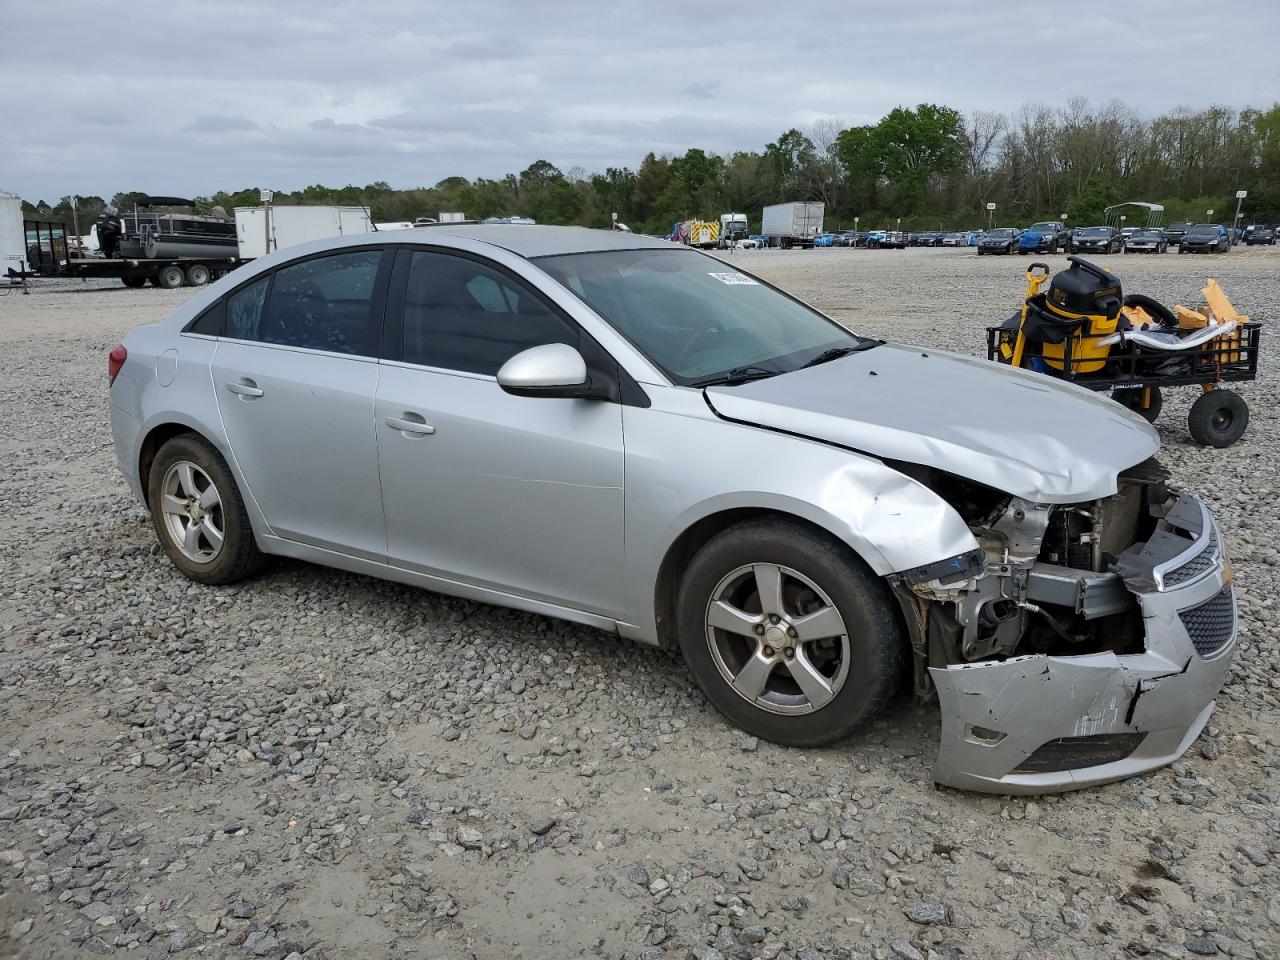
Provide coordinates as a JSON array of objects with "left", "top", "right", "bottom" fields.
[{"left": 891, "top": 460, "right": 1236, "bottom": 794}]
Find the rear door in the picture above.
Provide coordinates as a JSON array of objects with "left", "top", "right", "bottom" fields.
[
  {"left": 374, "top": 247, "right": 625, "bottom": 616},
  {"left": 211, "top": 248, "right": 391, "bottom": 559}
]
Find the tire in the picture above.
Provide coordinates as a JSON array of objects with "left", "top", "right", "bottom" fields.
[
  {"left": 1187, "top": 390, "right": 1249, "bottom": 448},
  {"left": 1113, "top": 386, "right": 1163, "bottom": 423},
  {"left": 147, "top": 433, "right": 266, "bottom": 584},
  {"left": 676, "top": 518, "right": 904, "bottom": 747},
  {"left": 184, "top": 264, "right": 211, "bottom": 286},
  {"left": 121, "top": 276, "right": 147, "bottom": 288},
  {"left": 157, "top": 264, "right": 185, "bottom": 289}
]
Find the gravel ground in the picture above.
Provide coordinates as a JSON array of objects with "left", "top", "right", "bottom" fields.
[{"left": 1, "top": 247, "right": 1277, "bottom": 960}]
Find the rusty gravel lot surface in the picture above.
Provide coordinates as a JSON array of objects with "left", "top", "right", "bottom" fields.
[{"left": 1, "top": 247, "right": 1277, "bottom": 960}]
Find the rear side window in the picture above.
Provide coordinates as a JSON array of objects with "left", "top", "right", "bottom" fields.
[
  {"left": 226, "top": 276, "right": 269, "bottom": 340},
  {"left": 401, "top": 251, "right": 578, "bottom": 375},
  {"left": 261, "top": 250, "right": 383, "bottom": 356},
  {"left": 188, "top": 301, "right": 223, "bottom": 336}
]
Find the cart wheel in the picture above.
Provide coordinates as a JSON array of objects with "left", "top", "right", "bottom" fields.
[
  {"left": 1188, "top": 390, "right": 1248, "bottom": 448},
  {"left": 1113, "top": 386, "right": 1162, "bottom": 423}
]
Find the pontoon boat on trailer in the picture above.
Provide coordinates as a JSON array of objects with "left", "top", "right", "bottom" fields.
[{"left": 118, "top": 196, "right": 237, "bottom": 260}]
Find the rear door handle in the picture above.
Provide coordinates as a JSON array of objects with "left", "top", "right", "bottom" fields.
[
  {"left": 226, "top": 379, "right": 264, "bottom": 398},
  {"left": 385, "top": 413, "right": 435, "bottom": 436}
]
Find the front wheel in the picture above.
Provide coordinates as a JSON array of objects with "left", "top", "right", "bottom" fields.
[
  {"left": 1188, "top": 390, "right": 1249, "bottom": 447},
  {"left": 147, "top": 434, "right": 266, "bottom": 584},
  {"left": 677, "top": 519, "right": 904, "bottom": 747}
]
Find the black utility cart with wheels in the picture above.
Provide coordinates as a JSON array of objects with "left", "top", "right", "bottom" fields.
[{"left": 988, "top": 258, "right": 1261, "bottom": 448}]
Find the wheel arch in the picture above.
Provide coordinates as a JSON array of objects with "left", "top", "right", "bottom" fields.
[
  {"left": 136, "top": 416, "right": 237, "bottom": 509},
  {"left": 652, "top": 506, "right": 894, "bottom": 652}
]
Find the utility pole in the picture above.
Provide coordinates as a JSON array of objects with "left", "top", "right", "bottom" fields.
[
  {"left": 260, "top": 189, "right": 274, "bottom": 254},
  {"left": 70, "top": 196, "right": 81, "bottom": 249},
  {"left": 1233, "top": 190, "right": 1247, "bottom": 244}
]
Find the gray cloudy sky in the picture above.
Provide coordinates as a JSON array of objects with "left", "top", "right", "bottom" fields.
[{"left": 3, "top": 0, "right": 1277, "bottom": 202}]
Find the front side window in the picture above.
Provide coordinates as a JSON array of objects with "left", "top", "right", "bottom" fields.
[
  {"left": 260, "top": 250, "right": 383, "bottom": 355},
  {"left": 401, "top": 251, "right": 578, "bottom": 375},
  {"left": 536, "top": 248, "right": 867, "bottom": 385}
]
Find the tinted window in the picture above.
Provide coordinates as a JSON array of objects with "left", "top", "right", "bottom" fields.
[
  {"left": 261, "top": 250, "right": 383, "bottom": 355},
  {"left": 189, "top": 301, "right": 223, "bottom": 336},
  {"left": 401, "top": 251, "right": 578, "bottom": 375},
  {"left": 226, "top": 276, "right": 269, "bottom": 340}
]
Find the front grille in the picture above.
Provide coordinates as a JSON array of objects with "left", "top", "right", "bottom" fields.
[
  {"left": 1013, "top": 733, "right": 1146, "bottom": 774},
  {"left": 1163, "top": 529, "right": 1219, "bottom": 587},
  {"left": 1178, "top": 585, "right": 1235, "bottom": 657}
]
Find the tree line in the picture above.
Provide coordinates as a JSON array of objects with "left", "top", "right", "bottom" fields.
[{"left": 21, "top": 98, "right": 1280, "bottom": 236}]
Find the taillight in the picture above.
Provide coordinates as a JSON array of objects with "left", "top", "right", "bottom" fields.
[{"left": 108, "top": 345, "right": 127, "bottom": 386}]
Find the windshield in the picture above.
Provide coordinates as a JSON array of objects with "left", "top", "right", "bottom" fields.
[
  {"left": 1187, "top": 225, "right": 1218, "bottom": 235},
  {"left": 1081, "top": 227, "right": 1110, "bottom": 237},
  {"left": 989, "top": 229, "right": 1015, "bottom": 238},
  {"left": 535, "top": 248, "right": 866, "bottom": 385},
  {"left": 1029, "top": 223, "right": 1058, "bottom": 232},
  {"left": 1134, "top": 230, "right": 1162, "bottom": 239}
]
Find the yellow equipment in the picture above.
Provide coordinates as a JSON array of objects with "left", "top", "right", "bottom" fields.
[{"left": 1003, "top": 257, "right": 1123, "bottom": 373}]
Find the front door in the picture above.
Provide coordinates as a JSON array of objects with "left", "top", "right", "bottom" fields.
[
  {"left": 374, "top": 248, "right": 625, "bottom": 616},
  {"left": 211, "top": 248, "right": 389, "bottom": 559}
]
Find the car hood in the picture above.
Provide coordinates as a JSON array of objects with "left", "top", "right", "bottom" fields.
[{"left": 704, "top": 343, "right": 1159, "bottom": 504}]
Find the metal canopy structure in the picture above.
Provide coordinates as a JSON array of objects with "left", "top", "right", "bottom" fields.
[{"left": 1104, "top": 201, "right": 1165, "bottom": 229}]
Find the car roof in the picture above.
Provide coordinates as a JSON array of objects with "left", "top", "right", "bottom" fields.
[{"left": 374, "top": 224, "right": 673, "bottom": 258}]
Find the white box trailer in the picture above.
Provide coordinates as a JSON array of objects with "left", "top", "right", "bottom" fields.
[
  {"left": 762, "top": 201, "right": 824, "bottom": 249},
  {"left": 235, "top": 205, "right": 372, "bottom": 259},
  {"left": 1, "top": 191, "right": 27, "bottom": 277}
]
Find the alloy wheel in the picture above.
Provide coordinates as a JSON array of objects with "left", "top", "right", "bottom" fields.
[
  {"left": 705, "top": 563, "right": 850, "bottom": 715},
  {"left": 160, "top": 460, "right": 225, "bottom": 563}
]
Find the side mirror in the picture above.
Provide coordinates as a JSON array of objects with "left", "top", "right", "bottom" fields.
[{"left": 497, "top": 343, "right": 596, "bottom": 399}]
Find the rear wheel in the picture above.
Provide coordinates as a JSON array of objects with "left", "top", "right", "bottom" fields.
[
  {"left": 184, "top": 264, "right": 211, "bottom": 286},
  {"left": 677, "top": 518, "right": 904, "bottom": 747},
  {"left": 157, "top": 264, "right": 185, "bottom": 289},
  {"left": 121, "top": 276, "right": 146, "bottom": 288},
  {"left": 1188, "top": 390, "right": 1249, "bottom": 447},
  {"left": 147, "top": 434, "right": 266, "bottom": 584},
  {"left": 1113, "top": 386, "right": 1163, "bottom": 423}
]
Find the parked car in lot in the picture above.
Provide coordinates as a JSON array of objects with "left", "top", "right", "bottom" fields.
[
  {"left": 940, "top": 233, "right": 967, "bottom": 247},
  {"left": 977, "top": 228, "right": 1020, "bottom": 255},
  {"left": 813, "top": 233, "right": 836, "bottom": 247},
  {"left": 1162, "top": 221, "right": 1193, "bottom": 247},
  {"left": 1070, "top": 226, "right": 1123, "bottom": 254},
  {"left": 1123, "top": 228, "right": 1168, "bottom": 254},
  {"left": 879, "top": 230, "right": 907, "bottom": 249},
  {"left": 1180, "top": 223, "right": 1231, "bottom": 254},
  {"left": 1243, "top": 225, "right": 1275, "bottom": 245},
  {"left": 1018, "top": 221, "right": 1069, "bottom": 255},
  {"left": 108, "top": 224, "right": 1237, "bottom": 794}
]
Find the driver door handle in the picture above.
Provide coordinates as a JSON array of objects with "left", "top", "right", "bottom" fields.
[{"left": 385, "top": 413, "right": 436, "bottom": 436}]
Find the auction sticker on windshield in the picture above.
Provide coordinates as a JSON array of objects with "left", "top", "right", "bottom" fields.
[{"left": 708, "top": 272, "right": 758, "bottom": 285}]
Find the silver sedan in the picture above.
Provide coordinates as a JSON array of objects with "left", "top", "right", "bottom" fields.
[{"left": 109, "top": 226, "right": 1236, "bottom": 793}]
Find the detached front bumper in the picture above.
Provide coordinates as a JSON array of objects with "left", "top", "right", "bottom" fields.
[{"left": 931, "top": 496, "right": 1235, "bottom": 794}]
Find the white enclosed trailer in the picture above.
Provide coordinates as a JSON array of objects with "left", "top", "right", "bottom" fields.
[
  {"left": 1, "top": 191, "right": 27, "bottom": 277},
  {"left": 761, "top": 201, "right": 824, "bottom": 249},
  {"left": 235, "top": 205, "right": 372, "bottom": 259}
]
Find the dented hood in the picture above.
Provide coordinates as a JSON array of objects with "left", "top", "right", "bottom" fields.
[{"left": 705, "top": 343, "right": 1159, "bottom": 503}]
